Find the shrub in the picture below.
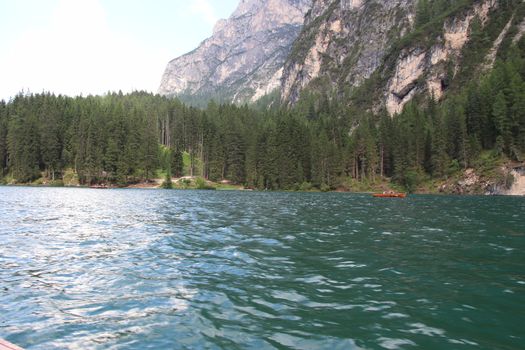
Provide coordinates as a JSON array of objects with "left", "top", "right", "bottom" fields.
[
  {"left": 196, "top": 177, "right": 215, "bottom": 190},
  {"left": 299, "top": 182, "right": 313, "bottom": 191},
  {"left": 161, "top": 173, "right": 173, "bottom": 189},
  {"left": 320, "top": 183, "right": 331, "bottom": 192}
]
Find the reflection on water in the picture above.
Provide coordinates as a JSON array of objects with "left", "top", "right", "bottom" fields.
[{"left": 1, "top": 187, "right": 524, "bottom": 349}]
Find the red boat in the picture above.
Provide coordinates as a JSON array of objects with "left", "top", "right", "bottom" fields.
[{"left": 373, "top": 192, "right": 407, "bottom": 198}]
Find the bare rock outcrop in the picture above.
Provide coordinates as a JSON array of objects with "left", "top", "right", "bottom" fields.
[
  {"left": 158, "top": 0, "right": 312, "bottom": 105},
  {"left": 384, "top": 0, "right": 498, "bottom": 115},
  {"left": 281, "top": 0, "right": 416, "bottom": 105}
]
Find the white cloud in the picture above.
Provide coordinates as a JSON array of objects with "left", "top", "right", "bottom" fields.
[
  {"left": 0, "top": 0, "right": 169, "bottom": 100},
  {"left": 189, "top": 0, "right": 218, "bottom": 26}
]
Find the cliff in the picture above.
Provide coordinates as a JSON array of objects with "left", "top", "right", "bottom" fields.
[
  {"left": 281, "top": 0, "right": 417, "bottom": 106},
  {"left": 281, "top": 0, "right": 524, "bottom": 115},
  {"left": 158, "top": 0, "right": 311, "bottom": 105}
]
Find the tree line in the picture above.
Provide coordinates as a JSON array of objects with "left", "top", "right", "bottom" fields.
[{"left": 0, "top": 43, "right": 523, "bottom": 191}]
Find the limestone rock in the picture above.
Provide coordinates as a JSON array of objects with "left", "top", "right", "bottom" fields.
[
  {"left": 158, "top": 0, "right": 312, "bottom": 105},
  {"left": 383, "top": 0, "right": 498, "bottom": 115},
  {"left": 280, "top": 0, "right": 515, "bottom": 116},
  {"left": 281, "top": 0, "right": 416, "bottom": 105}
]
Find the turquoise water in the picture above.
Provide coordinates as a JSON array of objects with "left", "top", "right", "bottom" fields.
[{"left": 0, "top": 187, "right": 524, "bottom": 349}]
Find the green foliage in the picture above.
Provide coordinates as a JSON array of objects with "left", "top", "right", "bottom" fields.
[
  {"left": 180, "top": 178, "right": 192, "bottom": 188},
  {"left": 320, "top": 183, "right": 331, "bottom": 192},
  {"left": 453, "top": 0, "right": 522, "bottom": 89},
  {"left": 195, "top": 177, "right": 215, "bottom": 190},
  {"left": 62, "top": 168, "right": 80, "bottom": 186},
  {"left": 161, "top": 174, "right": 173, "bottom": 189},
  {"left": 161, "top": 154, "right": 173, "bottom": 189},
  {"left": 402, "top": 168, "right": 424, "bottom": 193},
  {"left": 49, "top": 179, "right": 64, "bottom": 187},
  {"left": 298, "top": 181, "right": 314, "bottom": 192},
  {"left": 171, "top": 149, "right": 183, "bottom": 177},
  {"left": 251, "top": 89, "right": 281, "bottom": 112}
]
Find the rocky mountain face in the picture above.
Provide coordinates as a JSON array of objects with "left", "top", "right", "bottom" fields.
[
  {"left": 281, "top": 0, "right": 417, "bottom": 106},
  {"left": 381, "top": 0, "right": 503, "bottom": 115},
  {"left": 158, "top": 0, "right": 312, "bottom": 105},
  {"left": 160, "top": 0, "right": 523, "bottom": 112},
  {"left": 281, "top": 0, "right": 525, "bottom": 115}
]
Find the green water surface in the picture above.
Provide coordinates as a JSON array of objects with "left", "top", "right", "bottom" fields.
[{"left": 0, "top": 187, "right": 524, "bottom": 349}]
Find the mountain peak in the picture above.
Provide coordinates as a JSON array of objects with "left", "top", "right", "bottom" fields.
[{"left": 158, "top": 0, "right": 312, "bottom": 105}]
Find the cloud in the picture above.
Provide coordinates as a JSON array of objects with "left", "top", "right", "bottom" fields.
[
  {"left": 189, "top": 0, "right": 217, "bottom": 26},
  {"left": 0, "top": 0, "right": 168, "bottom": 100}
]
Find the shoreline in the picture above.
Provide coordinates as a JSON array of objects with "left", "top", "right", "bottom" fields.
[
  {"left": 2, "top": 166, "right": 524, "bottom": 196},
  {"left": 1, "top": 182, "right": 524, "bottom": 196}
]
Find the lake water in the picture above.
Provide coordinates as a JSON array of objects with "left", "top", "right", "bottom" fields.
[{"left": 0, "top": 187, "right": 524, "bottom": 350}]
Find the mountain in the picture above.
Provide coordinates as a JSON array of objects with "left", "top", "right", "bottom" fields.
[
  {"left": 281, "top": 0, "right": 416, "bottom": 108},
  {"left": 158, "top": 0, "right": 312, "bottom": 105},
  {"left": 281, "top": 0, "right": 525, "bottom": 114}
]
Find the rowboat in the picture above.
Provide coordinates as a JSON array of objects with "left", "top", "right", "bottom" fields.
[{"left": 373, "top": 192, "right": 407, "bottom": 198}]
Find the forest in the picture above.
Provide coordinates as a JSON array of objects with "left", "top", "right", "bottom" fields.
[{"left": 0, "top": 37, "right": 523, "bottom": 192}]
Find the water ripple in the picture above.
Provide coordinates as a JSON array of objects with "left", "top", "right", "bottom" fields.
[{"left": 0, "top": 188, "right": 524, "bottom": 349}]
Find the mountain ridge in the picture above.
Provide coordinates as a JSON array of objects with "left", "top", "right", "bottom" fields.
[{"left": 158, "top": 0, "right": 311, "bottom": 106}]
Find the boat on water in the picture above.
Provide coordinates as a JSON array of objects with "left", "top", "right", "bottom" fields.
[{"left": 373, "top": 192, "right": 407, "bottom": 198}]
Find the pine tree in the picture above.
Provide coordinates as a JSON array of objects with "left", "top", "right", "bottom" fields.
[
  {"left": 0, "top": 102, "right": 8, "bottom": 176},
  {"left": 7, "top": 113, "right": 40, "bottom": 182},
  {"left": 171, "top": 148, "right": 184, "bottom": 177},
  {"left": 492, "top": 91, "right": 511, "bottom": 155}
]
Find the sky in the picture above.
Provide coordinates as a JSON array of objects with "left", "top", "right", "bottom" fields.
[{"left": 0, "top": 0, "right": 238, "bottom": 100}]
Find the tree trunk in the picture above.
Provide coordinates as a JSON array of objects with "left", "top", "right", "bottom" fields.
[
  {"left": 190, "top": 148, "right": 194, "bottom": 177},
  {"left": 200, "top": 133, "right": 204, "bottom": 177},
  {"left": 380, "top": 144, "right": 384, "bottom": 178}
]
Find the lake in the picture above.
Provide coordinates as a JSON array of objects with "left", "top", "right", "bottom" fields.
[{"left": 0, "top": 187, "right": 524, "bottom": 349}]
